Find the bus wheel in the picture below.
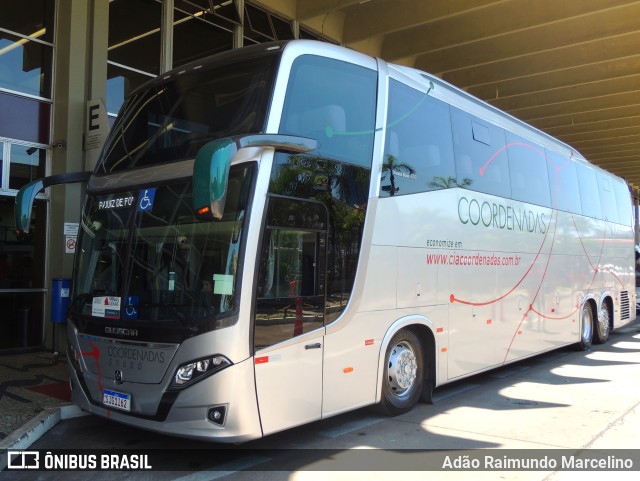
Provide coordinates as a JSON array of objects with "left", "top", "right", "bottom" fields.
[
  {"left": 594, "top": 302, "right": 611, "bottom": 344},
  {"left": 378, "top": 329, "right": 424, "bottom": 416},
  {"left": 578, "top": 302, "right": 594, "bottom": 350}
]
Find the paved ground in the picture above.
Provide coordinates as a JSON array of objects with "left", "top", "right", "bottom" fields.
[
  {"left": 0, "top": 351, "right": 70, "bottom": 440},
  {"left": 1, "top": 321, "right": 639, "bottom": 480}
]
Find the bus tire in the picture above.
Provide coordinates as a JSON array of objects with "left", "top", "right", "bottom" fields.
[
  {"left": 578, "top": 302, "right": 594, "bottom": 350},
  {"left": 594, "top": 301, "right": 611, "bottom": 344},
  {"left": 420, "top": 380, "right": 434, "bottom": 404},
  {"left": 377, "top": 329, "right": 424, "bottom": 416}
]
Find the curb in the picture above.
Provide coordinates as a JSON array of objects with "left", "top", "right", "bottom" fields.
[{"left": 0, "top": 404, "right": 86, "bottom": 471}]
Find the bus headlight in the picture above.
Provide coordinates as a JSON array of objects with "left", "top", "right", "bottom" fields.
[{"left": 172, "top": 355, "right": 232, "bottom": 388}]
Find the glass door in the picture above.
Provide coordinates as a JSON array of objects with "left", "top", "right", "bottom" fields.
[
  {"left": 253, "top": 196, "right": 328, "bottom": 434},
  {"left": 0, "top": 196, "right": 46, "bottom": 349}
]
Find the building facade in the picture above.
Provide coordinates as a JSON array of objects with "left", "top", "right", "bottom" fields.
[{"left": 0, "top": 0, "right": 328, "bottom": 351}]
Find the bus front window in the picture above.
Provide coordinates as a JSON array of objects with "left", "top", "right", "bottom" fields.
[
  {"left": 73, "top": 193, "right": 134, "bottom": 300},
  {"left": 98, "top": 55, "right": 277, "bottom": 174},
  {"left": 71, "top": 165, "right": 254, "bottom": 332}
]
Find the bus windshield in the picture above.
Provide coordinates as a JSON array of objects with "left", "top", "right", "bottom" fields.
[
  {"left": 97, "top": 54, "right": 278, "bottom": 173},
  {"left": 70, "top": 165, "right": 254, "bottom": 333}
]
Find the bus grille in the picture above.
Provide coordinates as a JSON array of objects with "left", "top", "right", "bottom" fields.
[{"left": 620, "top": 291, "right": 630, "bottom": 320}]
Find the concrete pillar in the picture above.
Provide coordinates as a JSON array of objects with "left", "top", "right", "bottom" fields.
[
  {"left": 46, "top": 0, "right": 109, "bottom": 351},
  {"left": 233, "top": 0, "right": 245, "bottom": 49}
]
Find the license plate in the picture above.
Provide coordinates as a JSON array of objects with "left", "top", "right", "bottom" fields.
[{"left": 103, "top": 389, "right": 131, "bottom": 412}]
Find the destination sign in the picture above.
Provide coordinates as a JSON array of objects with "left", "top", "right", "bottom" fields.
[{"left": 98, "top": 196, "right": 134, "bottom": 210}]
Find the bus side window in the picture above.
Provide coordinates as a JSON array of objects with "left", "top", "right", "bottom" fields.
[
  {"left": 505, "top": 132, "right": 551, "bottom": 207},
  {"left": 288, "top": 104, "right": 346, "bottom": 161},
  {"left": 279, "top": 55, "right": 377, "bottom": 168},
  {"left": 598, "top": 174, "right": 619, "bottom": 224},
  {"left": 546, "top": 149, "right": 582, "bottom": 214},
  {"left": 613, "top": 178, "right": 633, "bottom": 226},
  {"left": 382, "top": 79, "right": 455, "bottom": 196},
  {"left": 576, "top": 164, "right": 602, "bottom": 219},
  {"left": 451, "top": 107, "right": 511, "bottom": 198}
]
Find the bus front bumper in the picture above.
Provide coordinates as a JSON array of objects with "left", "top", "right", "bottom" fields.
[{"left": 67, "top": 356, "right": 263, "bottom": 443}]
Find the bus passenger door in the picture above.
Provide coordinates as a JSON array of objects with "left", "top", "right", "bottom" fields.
[{"left": 253, "top": 197, "right": 327, "bottom": 435}]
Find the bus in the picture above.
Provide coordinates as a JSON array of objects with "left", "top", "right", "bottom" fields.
[{"left": 16, "top": 40, "right": 636, "bottom": 442}]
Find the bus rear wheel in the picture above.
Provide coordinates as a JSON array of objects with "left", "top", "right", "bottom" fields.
[
  {"left": 377, "top": 329, "right": 424, "bottom": 416},
  {"left": 578, "top": 302, "right": 594, "bottom": 350},
  {"left": 594, "top": 302, "right": 611, "bottom": 344}
]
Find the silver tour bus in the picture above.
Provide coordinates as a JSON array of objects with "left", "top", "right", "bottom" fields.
[{"left": 16, "top": 40, "right": 636, "bottom": 442}]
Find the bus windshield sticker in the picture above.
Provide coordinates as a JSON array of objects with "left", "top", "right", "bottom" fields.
[
  {"left": 92, "top": 296, "right": 121, "bottom": 319},
  {"left": 213, "top": 274, "right": 234, "bottom": 295},
  {"left": 137, "top": 187, "right": 156, "bottom": 212}
]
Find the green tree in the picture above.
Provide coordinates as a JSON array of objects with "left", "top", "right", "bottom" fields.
[
  {"left": 429, "top": 176, "right": 472, "bottom": 189},
  {"left": 381, "top": 155, "right": 415, "bottom": 196}
]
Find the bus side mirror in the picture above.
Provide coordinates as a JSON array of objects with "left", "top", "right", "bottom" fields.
[
  {"left": 15, "top": 171, "right": 91, "bottom": 234},
  {"left": 193, "top": 138, "right": 237, "bottom": 221},
  {"left": 15, "top": 178, "right": 45, "bottom": 234},
  {"left": 192, "top": 135, "right": 317, "bottom": 221}
]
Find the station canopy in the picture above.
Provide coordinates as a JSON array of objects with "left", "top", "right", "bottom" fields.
[{"left": 275, "top": 0, "right": 640, "bottom": 192}]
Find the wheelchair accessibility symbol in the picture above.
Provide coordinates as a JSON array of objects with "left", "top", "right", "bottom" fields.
[
  {"left": 123, "top": 295, "right": 139, "bottom": 320},
  {"left": 137, "top": 188, "right": 156, "bottom": 212}
]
